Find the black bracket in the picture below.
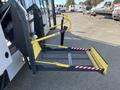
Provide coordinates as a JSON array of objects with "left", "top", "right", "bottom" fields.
[{"left": 60, "top": 16, "right": 68, "bottom": 46}]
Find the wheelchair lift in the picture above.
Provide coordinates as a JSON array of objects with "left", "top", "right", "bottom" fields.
[{"left": 0, "top": 0, "right": 108, "bottom": 77}]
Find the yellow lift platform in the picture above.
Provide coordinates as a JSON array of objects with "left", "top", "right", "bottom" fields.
[{"left": 31, "top": 14, "right": 108, "bottom": 75}]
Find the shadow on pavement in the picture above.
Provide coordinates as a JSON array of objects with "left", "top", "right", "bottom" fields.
[{"left": 104, "top": 16, "right": 113, "bottom": 20}]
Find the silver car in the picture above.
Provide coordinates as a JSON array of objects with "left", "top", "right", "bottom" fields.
[{"left": 112, "top": 7, "right": 120, "bottom": 21}]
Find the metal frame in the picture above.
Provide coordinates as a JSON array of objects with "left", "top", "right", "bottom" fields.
[
  {"left": 51, "top": 0, "right": 56, "bottom": 26},
  {"left": 31, "top": 43, "right": 104, "bottom": 74},
  {"left": 46, "top": 0, "right": 51, "bottom": 27},
  {"left": 29, "top": 8, "right": 108, "bottom": 75}
]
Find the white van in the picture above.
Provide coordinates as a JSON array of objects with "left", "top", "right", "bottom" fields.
[
  {"left": 112, "top": 4, "right": 120, "bottom": 20},
  {"left": 90, "top": 1, "right": 113, "bottom": 16}
]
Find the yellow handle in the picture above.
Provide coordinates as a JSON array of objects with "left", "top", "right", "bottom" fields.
[
  {"left": 31, "top": 32, "right": 60, "bottom": 44},
  {"left": 31, "top": 14, "right": 72, "bottom": 44}
]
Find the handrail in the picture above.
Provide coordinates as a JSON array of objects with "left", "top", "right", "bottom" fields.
[{"left": 31, "top": 14, "right": 72, "bottom": 44}]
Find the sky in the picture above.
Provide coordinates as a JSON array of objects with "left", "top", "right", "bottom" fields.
[{"left": 54, "top": 0, "right": 86, "bottom": 5}]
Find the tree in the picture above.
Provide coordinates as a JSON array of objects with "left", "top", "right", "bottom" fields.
[
  {"left": 79, "top": 2, "right": 84, "bottom": 5},
  {"left": 65, "top": 0, "right": 75, "bottom": 8},
  {"left": 85, "top": 0, "right": 91, "bottom": 6},
  {"left": 114, "top": 0, "right": 120, "bottom": 4},
  {"left": 85, "top": 0, "right": 103, "bottom": 6}
]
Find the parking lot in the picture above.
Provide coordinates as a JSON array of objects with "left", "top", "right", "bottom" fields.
[
  {"left": 5, "top": 13, "right": 120, "bottom": 90},
  {"left": 69, "top": 13, "right": 120, "bottom": 46}
]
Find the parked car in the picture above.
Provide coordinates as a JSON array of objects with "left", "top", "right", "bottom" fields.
[
  {"left": 112, "top": 4, "right": 120, "bottom": 21},
  {"left": 90, "top": 7, "right": 97, "bottom": 16},
  {"left": 90, "top": 1, "right": 113, "bottom": 16},
  {"left": 60, "top": 8, "right": 66, "bottom": 13},
  {"left": 83, "top": 10, "right": 91, "bottom": 14},
  {"left": 55, "top": 8, "right": 61, "bottom": 14}
]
